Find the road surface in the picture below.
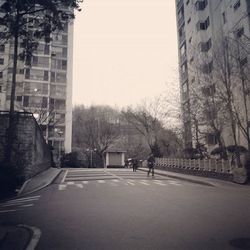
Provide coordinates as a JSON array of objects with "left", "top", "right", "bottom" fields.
[{"left": 0, "top": 168, "right": 250, "bottom": 250}]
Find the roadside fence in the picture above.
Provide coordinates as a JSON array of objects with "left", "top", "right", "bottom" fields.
[{"left": 155, "top": 157, "right": 233, "bottom": 174}]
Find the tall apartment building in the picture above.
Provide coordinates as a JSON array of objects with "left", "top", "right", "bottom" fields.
[
  {"left": 0, "top": 8, "right": 73, "bottom": 155},
  {"left": 176, "top": 0, "right": 250, "bottom": 152}
]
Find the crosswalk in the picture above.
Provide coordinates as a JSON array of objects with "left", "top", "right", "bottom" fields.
[
  {"left": 58, "top": 169, "right": 184, "bottom": 191},
  {"left": 58, "top": 179, "right": 182, "bottom": 191},
  {"left": 0, "top": 195, "right": 40, "bottom": 213}
]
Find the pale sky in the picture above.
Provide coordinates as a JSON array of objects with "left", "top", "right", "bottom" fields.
[{"left": 72, "top": 0, "right": 179, "bottom": 108}]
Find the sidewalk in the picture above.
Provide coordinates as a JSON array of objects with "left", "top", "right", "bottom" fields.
[
  {"left": 138, "top": 167, "right": 246, "bottom": 188},
  {"left": 0, "top": 168, "right": 60, "bottom": 250},
  {"left": 0, "top": 225, "right": 31, "bottom": 250},
  {"left": 0, "top": 225, "right": 41, "bottom": 250},
  {"left": 18, "top": 167, "right": 62, "bottom": 196}
]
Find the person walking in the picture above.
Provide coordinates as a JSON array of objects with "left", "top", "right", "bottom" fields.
[
  {"left": 133, "top": 158, "right": 138, "bottom": 172},
  {"left": 147, "top": 153, "right": 155, "bottom": 177}
]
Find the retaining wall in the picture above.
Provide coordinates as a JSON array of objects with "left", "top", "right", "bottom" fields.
[{"left": 0, "top": 111, "right": 51, "bottom": 183}]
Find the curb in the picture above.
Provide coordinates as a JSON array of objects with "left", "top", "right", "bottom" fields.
[
  {"left": 18, "top": 169, "right": 63, "bottom": 197},
  {"left": 18, "top": 225, "right": 41, "bottom": 250},
  {"left": 138, "top": 168, "right": 215, "bottom": 187}
]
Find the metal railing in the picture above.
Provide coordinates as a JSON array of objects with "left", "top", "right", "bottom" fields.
[{"left": 155, "top": 157, "right": 233, "bottom": 174}]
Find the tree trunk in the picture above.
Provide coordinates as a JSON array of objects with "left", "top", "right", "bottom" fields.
[{"left": 5, "top": 12, "right": 20, "bottom": 165}]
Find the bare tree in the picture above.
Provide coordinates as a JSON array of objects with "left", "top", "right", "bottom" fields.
[
  {"left": 73, "top": 105, "right": 121, "bottom": 167},
  {"left": 187, "top": 33, "right": 250, "bottom": 163},
  {"left": 122, "top": 98, "right": 182, "bottom": 157}
]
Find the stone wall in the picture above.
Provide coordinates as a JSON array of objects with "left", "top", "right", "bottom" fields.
[{"left": 0, "top": 112, "right": 51, "bottom": 183}]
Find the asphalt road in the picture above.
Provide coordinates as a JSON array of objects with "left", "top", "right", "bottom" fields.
[{"left": 1, "top": 168, "right": 250, "bottom": 250}]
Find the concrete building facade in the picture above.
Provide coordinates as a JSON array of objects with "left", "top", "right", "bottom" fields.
[
  {"left": 0, "top": 6, "right": 73, "bottom": 155},
  {"left": 175, "top": 0, "right": 250, "bottom": 153}
]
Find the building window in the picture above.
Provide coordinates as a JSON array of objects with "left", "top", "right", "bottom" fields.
[
  {"left": 236, "top": 27, "right": 244, "bottom": 38},
  {"left": 200, "top": 38, "right": 212, "bottom": 52},
  {"left": 179, "top": 25, "right": 185, "bottom": 38},
  {"left": 16, "top": 96, "right": 22, "bottom": 102},
  {"left": 234, "top": 0, "right": 241, "bottom": 11},
  {"left": 62, "top": 35, "right": 67, "bottom": 45},
  {"left": 42, "top": 97, "right": 47, "bottom": 108},
  {"left": 50, "top": 98, "right": 55, "bottom": 109},
  {"left": 195, "top": 0, "right": 207, "bottom": 11},
  {"left": 180, "top": 43, "right": 186, "bottom": 56},
  {"left": 201, "top": 60, "right": 213, "bottom": 74},
  {"left": 55, "top": 99, "right": 66, "bottom": 110},
  {"left": 51, "top": 85, "right": 66, "bottom": 98},
  {"left": 44, "top": 70, "right": 49, "bottom": 81},
  {"left": 51, "top": 72, "right": 55, "bottom": 82},
  {"left": 25, "top": 69, "right": 30, "bottom": 79},
  {"left": 62, "top": 60, "right": 67, "bottom": 70},
  {"left": 62, "top": 23, "right": 68, "bottom": 33},
  {"left": 32, "top": 56, "right": 38, "bottom": 65},
  {"left": 23, "top": 96, "right": 29, "bottom": 107},
  {"left": 181, "top": 62, "right": 187, "bottom": 74},
  {"left": 182, "top": 81, "right": 188, "bottom": 93},
  {"left": 0, "top": 58, "right": 4, "bottom": 65},
  {"left": 222, "top": 12, "right": 227, "bottom": 24},
  {"left": 0, "top": 72, "right": 3, "bottom": 78},
  {"left": 19, "top": 69, "right": 24, "bottom": 74},
  {"left": 62, "top": 48, "right": 67, "bottom": 57},
  {"left": 44, "top": 44, "right": 50, "bottom": 55},
  {"left": 56, "top": 72, "right": 66, "bottom": 83},
  {"left": 240, "top": 57, "right": 247, "bottom": 67},
  {"left": 178, "top": 7, "right": 184, "bottom": 22},
  {"left": 0, "top": 45, "right": 5, "bottom": 52},
  {"left": 197, "top": 17, "right": 210, "bottom": 31}
]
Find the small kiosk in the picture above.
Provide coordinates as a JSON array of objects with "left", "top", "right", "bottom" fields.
[{"left": 105, "top": 149, "right": 126, "bottom": 168}]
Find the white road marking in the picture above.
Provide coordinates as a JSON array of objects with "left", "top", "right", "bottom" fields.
[
  {"left": 2, "top": 195, "right": 40, "bottom": 203},
  {"left": 154, "top": 182, "right": 167, "bottom": 186},
  {"left": 127, "top": 181, "right": 135, "bottom": 186},
  {"left": 168, "top": 181, "right": 182, "bottom": 186},
  {"left": 76, "top": 184, "right": 84, "bottom": 188},
  {"left": 0, "top": 209, "right": 20, "bottom": 213},
  {"left": 0, "top": 196, "right": 40, "bottom": 207},
  {"left": 97, "top": 180, "right": 105, "bottom": 184},
  {"left": 19, "top": 225, "right": 42, "bottom": 250},
  {"left": 19, "top": 204, "right": 34, "bottom": 208},
  {"left": 154, "top": 180, "right": 163, "bottom": 183},
  {"left": 82, "top": 181, "right": 89, "bottom": 184},
  {"left": 58, "top": 184, "right": 67, "bottom": 190},
  {"left": 67, "top": 181, "right": 75, "bottom": 185},
  {"left": 112, "top": 180, "right": 120, "bottom": 183},
  {"left": 139, "top": 181, "right": 150, "bottom": 186},
  {"left": 62, "top": 170, "right": 68, "bottom": 183}
]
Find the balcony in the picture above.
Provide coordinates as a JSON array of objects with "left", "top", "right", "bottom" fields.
[
  {"left": 177, "top": 0, "right": 184, "bottom": 11},
  {"left": 179, "top": 52, "right": 187, "bottom": 65},
  {"left": 179, "top": 32, "right": 186, "bottom": 46},
  {"left": 178, "top": 16, "right": 185, "bottom": 27}
]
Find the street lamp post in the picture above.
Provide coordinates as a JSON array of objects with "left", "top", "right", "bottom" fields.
[
  {"left": 55, "top": 128, "right": 63, "bottom": 167},
  {"left": 86, "top": 148, "right": 97, "bottom": 168}
]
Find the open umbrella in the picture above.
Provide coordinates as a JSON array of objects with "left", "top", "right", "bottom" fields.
[{"left": 226, "top": 145, "right": 248, "bottom": 154}]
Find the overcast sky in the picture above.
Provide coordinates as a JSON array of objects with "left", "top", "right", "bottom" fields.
[{"left": 72, "top": 0, "right": 179, "bottom": 108}]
